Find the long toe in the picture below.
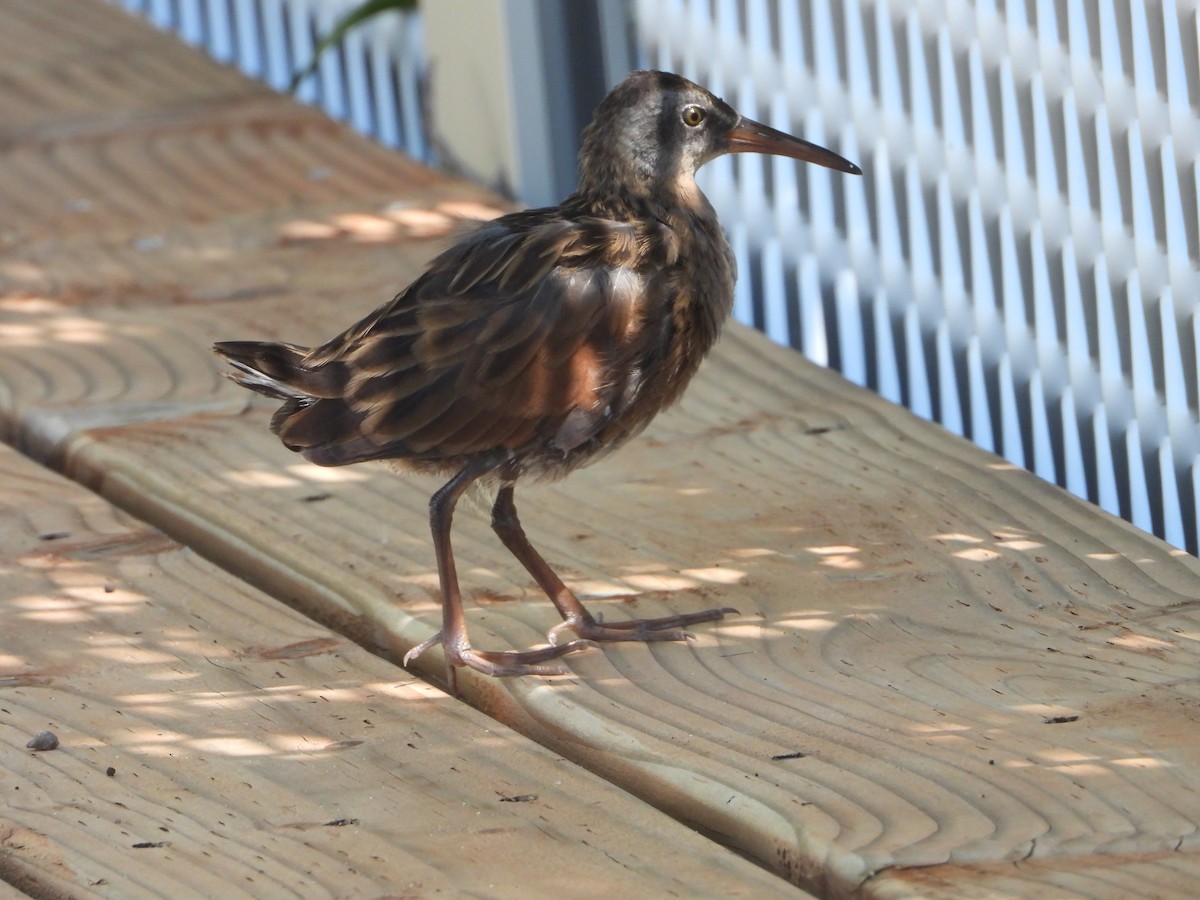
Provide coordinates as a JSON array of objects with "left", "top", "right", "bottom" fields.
[
  {"left": 453, "top": 639, "right": 599, "bottom": 678},
  {"left": 549, "top": 606, "right": 738, "bottom": 644}
]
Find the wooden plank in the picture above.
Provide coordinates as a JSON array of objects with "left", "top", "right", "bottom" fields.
[
  {"left": 0, "top": 78, "right": 457, "bottom": 247},
  {"left": 0, "top": 0, "right": 264, "bottom": 138},
  {"left": 0, "top": 0, "right": 488, "bottom": 254},
  {"left": 0, "top": 442, "right": 805, "bottom": 898},
  {"left": 869, "top": 851, "right": 1200, "bottom": 899},
  {"left": 4, "top": 290, "right": 1200, "bottom": 897},
  {"left": 4, "top": 2, "right": 1200, "bottom": 896}
]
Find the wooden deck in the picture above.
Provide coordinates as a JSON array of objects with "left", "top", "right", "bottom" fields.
[{"left": 3, "top": 1, "right": 1199, "bottom": 897}]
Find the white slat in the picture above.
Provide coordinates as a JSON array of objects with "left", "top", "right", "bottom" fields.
[{"left": 634, "top": 0, "right": 1200, "bottom": 553}]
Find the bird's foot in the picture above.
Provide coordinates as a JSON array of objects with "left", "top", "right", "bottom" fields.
[
  {"left": 547, "top": 606, "right": 739, "bottom": 645},
  {"left": 403, "top": 630, "right": 598, "bottom": 694},
  {"left": 449, "top": 640, "right": 598, "bottom": 677}
]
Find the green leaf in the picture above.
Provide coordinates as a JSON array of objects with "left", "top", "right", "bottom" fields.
[{"left": 289, "top": 0, "right": 418, "bottom": 93}]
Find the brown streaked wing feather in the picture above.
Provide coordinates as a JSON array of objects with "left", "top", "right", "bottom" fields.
[{"left": 273, "top": 211, "right": 674, "bottom": 466}]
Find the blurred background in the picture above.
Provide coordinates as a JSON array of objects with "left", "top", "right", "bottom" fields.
[{"left": 108, "top": 0, "right": 1200, "bottom": 556}]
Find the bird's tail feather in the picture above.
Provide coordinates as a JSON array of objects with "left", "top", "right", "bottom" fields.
[{"left": 212, "top": 339, "right": 348, "bottom": 403}]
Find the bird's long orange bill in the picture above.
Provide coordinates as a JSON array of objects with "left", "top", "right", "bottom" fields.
[{"left": 725, "top": 117, "right": 862, "bottom": 175}]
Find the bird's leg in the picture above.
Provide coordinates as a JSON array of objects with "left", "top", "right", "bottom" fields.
[
  {"left": 490, "top": 485, "right": 737, "bottom": 646},
  {"left": 402, "top": 463, "right": 595, "bottom": 693}
]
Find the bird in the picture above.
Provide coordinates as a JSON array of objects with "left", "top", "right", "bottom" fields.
[{"left": 215, "top": 70, "right": 861, "bottom": 693}]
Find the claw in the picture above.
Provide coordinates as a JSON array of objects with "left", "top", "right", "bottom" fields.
[{"left": 403, "top": 631, "right": 444, "bottom": 668}]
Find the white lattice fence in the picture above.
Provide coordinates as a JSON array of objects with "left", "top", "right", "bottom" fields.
[
  {"left": 637, "top": 0, "right": 1200, "bottom": 553},
  {"left": 110, "top": 0, "right": 428, "bottom": 159}
]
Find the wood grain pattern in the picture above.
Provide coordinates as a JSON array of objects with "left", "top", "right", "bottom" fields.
[
  {"left": 0, "top": 0, "right": 260, "bottom": 138},
  {"left": 871, "top": 851, "right": 1200, "bottom": 899},
  {"left": 3, "top": 2, "right": 1199, "bottom": 896},
  {"left": 4, "top": 292, "right": 1199, "bottom": 896},
  {"left": 0, "top": 443, "right": 802, "bottom": 898}
]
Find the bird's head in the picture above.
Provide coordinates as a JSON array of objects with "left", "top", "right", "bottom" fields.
[{"left": 575, "top": 70, "right": 860, "bottom": 212}]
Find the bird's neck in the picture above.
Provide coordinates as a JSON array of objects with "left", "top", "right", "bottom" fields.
[{"left": 565, "top": 177, "right": 716, "bottom": 228}]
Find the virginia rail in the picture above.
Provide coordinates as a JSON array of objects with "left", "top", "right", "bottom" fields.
[{"left": 215, "top": 70, "right": 860, "bottom": 691}]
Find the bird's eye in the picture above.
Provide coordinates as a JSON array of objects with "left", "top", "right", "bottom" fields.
[{"left": 681, "top": 105, "right": 706, "bottom": 127}]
